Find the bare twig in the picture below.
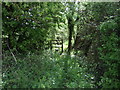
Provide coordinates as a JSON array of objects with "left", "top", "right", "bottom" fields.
[{"left": 6, "top": 42, "right": 17, "bottom": 63}]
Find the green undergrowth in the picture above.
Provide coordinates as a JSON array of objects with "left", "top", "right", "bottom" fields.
[{"left": 2, "top": 50, "right": 95, "bottom": 88}]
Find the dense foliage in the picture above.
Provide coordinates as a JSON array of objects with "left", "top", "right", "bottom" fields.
[
  {"left": 98, "top": 17, "right": 120, "bottom": 88},
  {"left": 2, "top": 2, "right": 65, "bottom": 52},
  {"left": 2, "top": 51, "right": 95, "bottom": 88},
  {"left": 2, "top": 2, "right": 120, "bottom": 88}
]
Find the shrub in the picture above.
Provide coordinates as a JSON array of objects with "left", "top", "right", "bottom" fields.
[
  {"left": 2, "top": 50, "right": 95, "bottom": 88},
  {"left": 98, "top": 18, "right": 120, "bottom": 88}
]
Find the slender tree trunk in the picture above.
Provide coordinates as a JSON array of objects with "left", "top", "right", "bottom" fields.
[{"left": 68, "top": 17, "right": 74, "bottom": 55}]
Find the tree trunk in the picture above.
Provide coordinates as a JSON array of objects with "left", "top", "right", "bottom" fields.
[{"left": 68, "top": 17, "right": 74, "bottom": 55}]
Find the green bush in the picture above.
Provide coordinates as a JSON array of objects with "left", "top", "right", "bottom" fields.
[
  {"left": 2, "top": 50, "right": 95, "bottom": 88},
  {"left": 98, "top": 18, "right": 120, "bottom": 88}
]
